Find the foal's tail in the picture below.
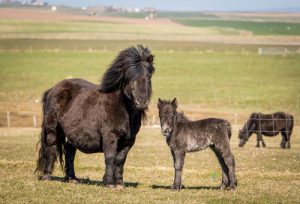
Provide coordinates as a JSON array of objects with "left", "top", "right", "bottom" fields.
[
  {"left": 225, "top": 121, "right": 232, "bottom": 140},
  {"left": 35, "top": 88, "right": 65, "bottom": 174}
]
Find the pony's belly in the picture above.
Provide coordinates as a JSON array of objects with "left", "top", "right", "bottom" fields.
[
  {"left": 67, "top": 133, "right": 102, "bottom": 153},
  {"left": 77, "top": 144, "right": 102, "bottom": 154},
  {"left": 262, "top": 131, "right": 279, "bottom": 136}
]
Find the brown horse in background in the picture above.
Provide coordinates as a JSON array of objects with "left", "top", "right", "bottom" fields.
[{"left": 239, "top": 112, "right": 294, "bottom": 148}]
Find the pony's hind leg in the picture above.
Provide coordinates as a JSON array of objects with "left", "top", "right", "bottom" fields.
[
  {"left": 210, "top": 145, "right": 229, "bottom": 189},
  {"left": 65, "top": 142, "right": 78, "bottom": 183},
  {"left": 280, "top": 132, "right": 287, "bottom": 149},
  {"left": 282, "top": 131, "right": 291, "bottom": 149},
  {"left": 37, "top": 131, "right": 57, "bottom": 180}
]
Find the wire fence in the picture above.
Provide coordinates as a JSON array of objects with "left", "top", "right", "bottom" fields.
[{"left": 242, "top": 115, "right": 294, "bottom": 134}]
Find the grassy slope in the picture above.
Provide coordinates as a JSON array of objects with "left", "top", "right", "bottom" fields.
[{"left": 0, "top": 127, "right": 299, "bottom": 203}]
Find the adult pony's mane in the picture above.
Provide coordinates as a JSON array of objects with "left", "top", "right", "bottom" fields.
[
  {"left": 176, "top": 112, "right": 189, "bottom": 123},
  {"left": 241, "top": 112, "right": 259, "bottom": 132},
  {"left": 99, "top": 45, "right": 154, "bottom": 93}
]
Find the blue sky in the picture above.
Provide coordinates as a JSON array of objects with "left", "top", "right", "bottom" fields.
[{"left": 43, "top": 0, "right": 300, "bottom": 11}]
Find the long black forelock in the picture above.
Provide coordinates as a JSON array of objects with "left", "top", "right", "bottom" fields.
[{"left": 99, "top": 45, "right": 154, "bottom": 93}]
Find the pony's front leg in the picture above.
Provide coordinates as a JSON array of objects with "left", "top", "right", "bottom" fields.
[
  {"left": 103, "top": 135, "right": 118, "bottom": 187},
  {"left": 171, "top": 149, "right": 186, "bottom": 190},
  {"left": 114, "top": 146, "right": 131, "bottom": 188},
  {"left": 256, "top": 133, "right": 260, "bottom": 148}
]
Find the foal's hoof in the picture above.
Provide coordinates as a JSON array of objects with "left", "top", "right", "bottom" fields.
[
  {"left": 219, "top": 183, "right": 229, "bottom": 190},
  {"left": 171, "top": 184, "right": 184, "bottom": 190},
  {"left": 105, "top": 184, "right": 116, "bottom": 188}
]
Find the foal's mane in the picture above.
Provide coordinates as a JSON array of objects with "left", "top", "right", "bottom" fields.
[
  {"left": 99, "top": 45, "right": 154, "bottom": 93},
  {"left": 176, "top": 112, "right": 189, "bottom": 123}
]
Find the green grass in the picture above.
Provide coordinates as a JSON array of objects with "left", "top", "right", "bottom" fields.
[
  {"left": 0, "top": 127, "right": 300, "bottom": 203},
  {"left": 110, "top": 11, "right": 219, "bottom": 19},
  {"left": 176, "top": 19, "right": 300, "bottom": 35},
  {"left": 0, "top": 50, "right": 299, "bottom": 109}
]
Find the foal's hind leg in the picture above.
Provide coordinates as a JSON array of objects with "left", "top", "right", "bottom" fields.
[
  {"left": 213, "top": 143, "right": 237, "bottom": 189},
  {"left": 65, "top": 142, "right": 78, "bottom": 183},
  {"left": 210, "top": 145, "right": 229, "bottom": 189}
]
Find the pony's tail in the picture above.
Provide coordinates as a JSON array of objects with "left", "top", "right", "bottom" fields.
[
  {"left": 35, "top": 89, "right": 65, "bottom": 174},
  {"left": 289, "top": 115, "right": 294, "bottom": 135}
]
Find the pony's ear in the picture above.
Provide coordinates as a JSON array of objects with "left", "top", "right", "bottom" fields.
[
  {"left": 171, "top": 97, "right": 178, "bottom": 109},
  {"left": 147, "top": 55, "right": 154, "bottom": 64},
  {"left": 157, "top": 98, "right": 162, "bottom": 108}
]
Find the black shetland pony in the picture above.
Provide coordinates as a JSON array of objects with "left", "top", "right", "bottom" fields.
[
  {"left": 239, "top": 112, "right": 294, "bottom": 148},
  {"left": 36, "top": 45, "right": 155, "bottom": 188},
  {"left": 157, "top": 98, "right": 237, "bottom": 190}
]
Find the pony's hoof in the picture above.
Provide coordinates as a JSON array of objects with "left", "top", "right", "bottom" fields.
[
  {"left": 68, "top": 179, "right": 79, "bottom": 184},
  {"left": 39, "top": 174, "right": 51, "bottom": 181},
  {"left": 115, "top": 184, "right": 125, "bottom": 189}
]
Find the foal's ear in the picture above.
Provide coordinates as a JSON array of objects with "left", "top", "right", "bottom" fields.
[
  {"left": 171, "top": 97, "right": 178, "bottom": 109},
  {"left": 147, "top": 55, "right": 154, "bottom": 64},
  {"left": 157, "top": 98, "right": 162, "bottom": 108}
]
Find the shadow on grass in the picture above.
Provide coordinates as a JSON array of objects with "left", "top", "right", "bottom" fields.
[
  {"left": 151, "top": 184, "right": 219, "bottom": 190},
  {"left": 48, "top": 176, "right": 139, "bottom": 188}
]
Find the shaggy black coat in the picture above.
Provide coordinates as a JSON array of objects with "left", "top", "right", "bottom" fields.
[
  {"left": 36, "top": 45, "right": 155, "bottom": 187},
  {"left": 158, "top": 98, "right": 237, "bottom": 190}
]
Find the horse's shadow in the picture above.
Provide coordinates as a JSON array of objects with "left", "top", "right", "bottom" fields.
[
  {"left": 49, "top": 176, "right": 139, "bottom": 188},
  {"left": 151, "top": 184, "right": 219, "bottom": 190}
]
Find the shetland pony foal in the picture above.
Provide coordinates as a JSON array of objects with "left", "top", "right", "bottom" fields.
[{"left": 157, "top": 98, "right": 237, "bottom": 190}]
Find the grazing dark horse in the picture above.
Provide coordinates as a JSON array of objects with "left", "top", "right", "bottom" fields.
[
  {"left": 35, "top": 45, "right": 155, "bottom": 188},
  {"left": 239, "top": 112, "right": 294, "bottom": 148},
  {"left": 157, "top": 98, "right": 237, "bottom": 190}
]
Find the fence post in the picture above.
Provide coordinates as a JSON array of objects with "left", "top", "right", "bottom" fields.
[
  {"left": 33, "top": 115, "right": 37, "bottom": 128},
  {"left": 6, "top": 111, "right": 10, "bottom": 128}
]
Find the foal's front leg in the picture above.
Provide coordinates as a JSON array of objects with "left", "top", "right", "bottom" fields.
[
  {"left": 103, "top": 134, "right": 118, "bottom": 187},
  {"left": 171, "top": 149, "right": 186, "bottom": 190}
]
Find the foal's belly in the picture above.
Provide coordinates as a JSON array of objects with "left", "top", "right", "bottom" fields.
[{"left": 185, "top": 136, "right": 211, "bottom": 152}]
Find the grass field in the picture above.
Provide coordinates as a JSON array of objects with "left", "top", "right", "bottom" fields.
[
  {"left": 0, "top": 49, "right": 299, "bottom": 126},
  {"left": 176, "top": 19, "right": 300, "bottom": 36},
  {"left": 0, "top": 127, "right": 300, "bottom": 203},
  {"left": 0, "top": 9, "right": 300, "bottom": 203}
]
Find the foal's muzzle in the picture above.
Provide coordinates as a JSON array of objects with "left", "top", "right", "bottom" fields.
[{"left": 161, "top": 124, "right": 173, "bottom": 137}]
